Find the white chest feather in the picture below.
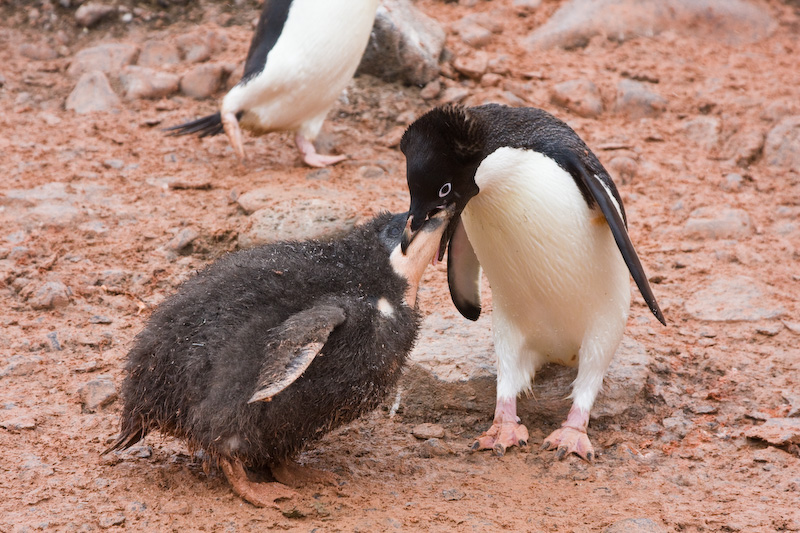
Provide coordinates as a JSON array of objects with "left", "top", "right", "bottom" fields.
[
  {"left": 223, "top": 0, "right": 379, "bottom": 135},
  {"left": 462, "top": 147, "right": 631, "bottom": 364}
]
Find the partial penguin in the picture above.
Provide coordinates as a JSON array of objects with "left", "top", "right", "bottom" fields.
[
  {"left": 104, "top": 208, "right": 452, "bottom": 508},
  {"left": 400, "top": 104, "right": 665, "bottom": 461},
  {"left": 166, "top": 0, "right": 380, "bottom": 167}
]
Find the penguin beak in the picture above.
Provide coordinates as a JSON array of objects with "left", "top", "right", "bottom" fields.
[{"left": 401, "top": 204, "right": 454, "bottom": 255}]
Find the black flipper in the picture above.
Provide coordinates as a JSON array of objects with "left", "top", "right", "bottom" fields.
[
  {"left": 447, "top": 217, "right": 482, "bottom": 321},
  {"left": 566, "top": 154, "right": 666, "bottom": 326},
  {"left": 248, "top": 304, "right": 346, "bottom": 403},
  {"left": 164, "top": 112, "right": 224, "bottom": 138}
]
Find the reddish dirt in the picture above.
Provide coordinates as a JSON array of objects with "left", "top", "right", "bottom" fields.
[{"left": 1, "top": 1, "right": 799, "bottom": 531}]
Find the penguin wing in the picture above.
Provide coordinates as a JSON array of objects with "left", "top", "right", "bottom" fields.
[
  {"left": 566, "top": 155, "right": 666, "bottom": 325},
  {"left": 248, "top": 304, "right": 347, "bottom": 403},
  {"left": 447, "top": 217, "right": 482, "bottom": 321},
  {"left": 241, "top": 0, "right": 294, "bottom": 84}
]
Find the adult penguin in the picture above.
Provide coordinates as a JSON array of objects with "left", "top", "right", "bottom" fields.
[
  {"left": 399, "top": 104, "right": 665, "bottom": 461},
  {"left": 166, "top": 0, "right": 380, "bottom": 167}
]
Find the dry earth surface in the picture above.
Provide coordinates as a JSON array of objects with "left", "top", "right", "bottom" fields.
[{"left": 1, "top": 0, "right": 800, "bottom": 531}]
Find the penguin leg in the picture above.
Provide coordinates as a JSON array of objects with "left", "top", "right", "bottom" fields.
[
  {"left": 220, "top": 458, "right": 296, "bottom": 508},
  {"left": 270, "top": 461, "right": 338, "bottom": 488},
  {"left": 294, "top": 133, "right": 347, "bottom": 168},
  {"left": 471, "top": 313, "right": 532, "bottom": 456},
  {"left": 221, "top": 111, "right": 246, "bottom": 162},
  {"left": 542, "top": 325, "right": 622, "bottom": 462}
]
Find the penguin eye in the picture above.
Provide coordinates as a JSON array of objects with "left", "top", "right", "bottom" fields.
[{"left": 438, "top": 183, "right": 452, "bottom": 198}]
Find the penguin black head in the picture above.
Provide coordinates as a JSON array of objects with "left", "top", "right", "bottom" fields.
[{"left": 400, "top": 105, "right": 486, "bottom": 253}]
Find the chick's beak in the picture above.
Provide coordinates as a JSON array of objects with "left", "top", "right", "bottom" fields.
[{"left": 400, "top": 215, "right": 416, "bottom": 255}]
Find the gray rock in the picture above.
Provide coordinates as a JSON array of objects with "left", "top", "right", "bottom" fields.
[
  {"left": 357, "top": 0, "right": 446, "bottom": 85},
  {"left": 165, "top": 227, "right": 199, "bottom": 253},
  {"left": 455, "top": 21, "right": 493, "bottom": 48},
  {"left": 442, "top": 488, "right": 465, "bottom": 501},
  {"left": 453, "top": 13, "right": 503, "bottom": 48},
  {"left": 418, "top": 438, "right": 453, "bottom": 457},
  {"left": 68, "top": 43, "right": 139, "bottom": 79},
  {"left": 764, "top": 116, "right": 800, "bottom": 172},
  {"left": 0, "top": 355, "right": 43, "bottom": 378},
  {"left": 75, "top": 2, "right": 116, "bottom": 27},
  {"left": 180, "top": 63, "right": 224, "bottom": 99},
  {"left": 550, "top": 78, "right": 603, "bottom": 118},
  {"left": 19, "top": 43, "right": 58, "bottom": 61},
  {"left": 176, "top": 33, "right": 212, "bottom": 63},
  {"left": 680, "top": 116, "right": 720, "bottom": 152},
  {"left": 412, "top": 423, "right": 445, "bottom": 440},
  {"left": 721, "top": 173, "right": 744, "bottom": 192},
  {"left": 745, "top": 418, "right": 800, "bottom": 446},
  {"left": 684, "top": 206, "right": 752, "bottom": 240},
  {"left": 28, "top": 281, "right": 71, "bottom": 310},
  {"left": 399, "top": 314, "right": 650, "bottom": 422},
  {"left": 525, "top": 0, "right": 775, "bottom": 50},
  {"left": 685, "top": 276, "right": 785, "bottom": 321},
  {"left": 119, "top": 66, "right": 180, "bottom": 100},
  {"left": 453, "top": 52, "right": 488, "bottom": 81},
  {"left": 420, "top": 79, "right": 441, "bottom": 99},
  {"left": 513, "top": 0, "right": 542, "bottom": 8},
  {"left": 78, "top": 375, "right": 118, "bottom": 413},
  {"left": 604, "top": 518, "right": 667, "bottom": 533},
  {"left": 607, "top": 156, "right": 638, "bottom": 185},
  {"left": 238, "top": 200, "right": 359, "bottom": 248},
  {"left": 613, "top": 79, "right": 667, "bottom": 119},
  {"left": 98, "top": 513, "right": 125, "bottom": 529},
  {"left": 440, "top": 86, "right": 470, "bottom": 104},
  {"left": 66, "top": 70, "right": 119, "bottom": 113},
  {"left": 137, "top": 40, "right": 180, "bottom": 68},
  {"left": 0, "top": 413, "right": 36, "bottom": 431},
  {"left": 721, "top": 129, "right": 765, "bottom": 167}
]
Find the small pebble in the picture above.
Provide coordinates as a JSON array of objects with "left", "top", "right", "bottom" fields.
[{"left": 412, "top": 423, "right": 445, "bottom": 440}]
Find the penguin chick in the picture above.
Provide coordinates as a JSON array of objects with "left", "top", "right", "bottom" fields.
[
  {"left": 400, "top": 104, "right": 665, "bottom": 462},
  {"left": 165, "top": 0, "right": 380, "bottom": 167},
  {"left": 104, "top": 209, "right": 452, "bottom": 508}
]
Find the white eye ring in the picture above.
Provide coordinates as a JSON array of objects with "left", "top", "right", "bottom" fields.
[{"left": 438, "top": 183, "right": 452, "bottom": 198}]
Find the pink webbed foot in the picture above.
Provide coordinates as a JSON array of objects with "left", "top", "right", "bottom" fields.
[
  {"left": 541, "top": 405, "right": 595, "bottom": 462},
  {"left": 295, "top": 133, "right": 347, "bottom": 168},
  {"left": 471, "top": 398, "right": 529, "bottom": 456},
  {"left": 541, "top": 426, "right": 595, "bottom": 462}
]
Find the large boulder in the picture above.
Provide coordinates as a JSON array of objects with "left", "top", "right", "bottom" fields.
[
  {"left": 525, "top": 0, "right": 776, "bottom": 50},
  {"left": 357, "top": 0, "right": 446, "bottom": 86}
]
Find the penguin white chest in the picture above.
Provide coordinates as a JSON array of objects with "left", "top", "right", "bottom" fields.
[
  {"left": 462, "top": 147, "right": 631, "bottom": 363},
  {"left": 223, "top": 0, "right": 379, "bottom": 136}
]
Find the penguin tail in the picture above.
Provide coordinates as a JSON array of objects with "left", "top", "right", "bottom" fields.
[{"left": 164, "top": 112, "right": 225, "bottom": 138}]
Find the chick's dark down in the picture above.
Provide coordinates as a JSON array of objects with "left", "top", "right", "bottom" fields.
[{"left": 110, "top": 213, "right": 419, "bottom": 467}]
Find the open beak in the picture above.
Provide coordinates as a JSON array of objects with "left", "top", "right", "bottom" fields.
[{"left": 402, "top": 204, "right": 462, "bottom": 264}]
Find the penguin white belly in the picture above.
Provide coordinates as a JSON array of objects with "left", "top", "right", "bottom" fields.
[
  {"left": 462, "top": 147, "right": 631, "bottom": 371},
  {"left": 224, "top": 0, "right": 379, "bottom": 137}
]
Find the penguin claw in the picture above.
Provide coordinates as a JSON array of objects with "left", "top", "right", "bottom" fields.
[
  {"left": 472, "top": 420, "right": 529, "bottom": 455},
  {"left": 541, "top": 426, "right": 595, "bottom": 463}
]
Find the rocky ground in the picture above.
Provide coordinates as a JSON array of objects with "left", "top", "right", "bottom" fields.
[{"left": 1, "top": 0, "right": 799, "bottom": 531}]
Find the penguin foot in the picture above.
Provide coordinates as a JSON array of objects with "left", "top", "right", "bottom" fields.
[
  {"left": 471, "top": 420, "right": 530, "bottom": 456},
  {"left": 295, "top": 133, "right": 347, "bottom": 168},
  {"left": 270, "top": 461, "right": 338, "bottom": 488},
  {"left": 221, "top": 111, "right": 247, "bottom": 162},
  {"left": 541, "top": 426, "right": 595, "bottom": 462},
  {"left": 221, "top": 458, "right": 296, "bottom": 508}
]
